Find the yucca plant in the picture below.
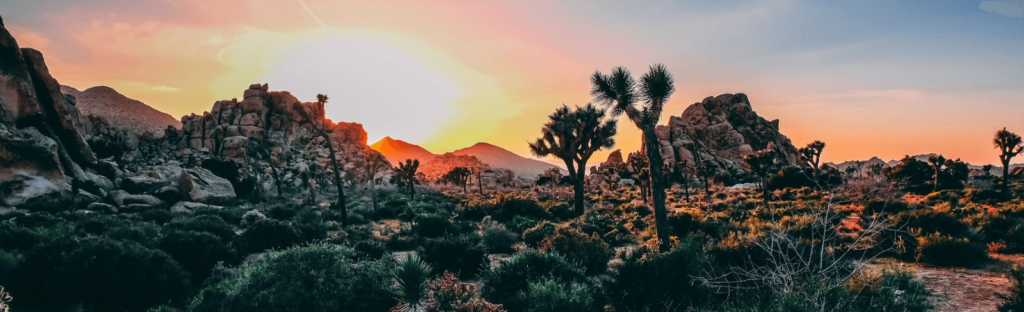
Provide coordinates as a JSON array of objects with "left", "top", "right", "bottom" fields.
[{"left": 393, "top": 253, "right": 433, "bottom": 312}]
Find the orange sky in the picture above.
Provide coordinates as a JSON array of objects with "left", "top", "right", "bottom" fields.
[{"left": 4, "top": 0, "right": 1023, "bottom": 166}]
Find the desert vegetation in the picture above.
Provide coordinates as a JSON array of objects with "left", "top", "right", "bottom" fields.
[{"left": 2, "top": 18, "right": 1024, "bottom": 312}]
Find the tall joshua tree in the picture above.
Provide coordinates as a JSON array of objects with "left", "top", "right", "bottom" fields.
[
  {"left": 799, "top": 140, "right": 826, "bottom": 184},
  {"left": 995, "top": 127, "right": 1023, "bottom": 197},
  {"left": 442, "top": 166, "right": 472, "bottom": 194},
  {"left": 392, "top": 159, "right": 420, "bottom": 197},
  {"left": 927, "top": 154, "right": 947, "bottom": 192},
  {"left": 744, "top": 149, "right": 778, "bottom": 208},
  {"left": 529, "top": 104, "right": 617, "bottom": 216},
  {"left": 591, "top": 64, "right": 675, "bottom": 252},
  {"left": 294, "top": 94, "right": 349, "bottom": 226}
]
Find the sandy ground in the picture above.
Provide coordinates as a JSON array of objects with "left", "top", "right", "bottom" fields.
[{"left": 883, "top": 254, "right": 1024, "bottom": 312}]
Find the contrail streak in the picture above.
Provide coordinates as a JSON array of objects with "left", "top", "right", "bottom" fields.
[{"left": 298, "top": 0, "right": 338, "bottom": 35}]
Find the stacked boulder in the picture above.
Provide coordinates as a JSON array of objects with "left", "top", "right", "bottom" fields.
[
  {"left": 656, "top": 93, "right": 801, "bottom": 183},
  {"left": 0, "top": 16, "right": 105, "bottom": 211}
]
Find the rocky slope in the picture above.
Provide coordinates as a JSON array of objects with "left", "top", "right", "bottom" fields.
[
  {"left": 370, "top": 136, "right": 437, "bottom": 165},
  {"left": 655, "top": 93, "right": 801, "bottom": 184},
  {"left": 60, "top": 85, "right": 180, "bottom": 136},
  {"left": 451, "top": 142, "right": 562, "bottom": 180}
]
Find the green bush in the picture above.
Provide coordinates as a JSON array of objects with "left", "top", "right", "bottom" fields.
[
  {"left": 239, "top": 219, "right": 303, "bottom": 253},
  {"left": 167, "top": 215, "right": 236, "bottom": 241},
  {"left": 509, "top": 215, "right": 540, "bottom": 234},
  {"left": 12, "top": 236, "right": 192, "bottom": 312},
  {"left": 189, "top": 243, "right": 396, "bottom": 312},
  {"left": 916, "top": 232, "right": 987, "bottom": 267},
  {"left": 524, "top": 221, "right": 557, "bottom": 247},
  {"left": 894, "top": 210, "right": 969, "bottom": 237},
  {"left": 999, "top": 264, "right": 1024, "bottom": 312},
  {"left": 488, "top": 192, "right": 551, "bottom": 222},
  {"left": 604, "top": 240, "right": 711, "bottom": 311},
  {"left": 482, "top": 224, "right": 519, "bottom": 254},
  {"left": 140, "top": 209, "right": 175, "bottom": 225},
  {"left": 103, "top": 221, "right": 162, "bottom": 248},
  {"left": 419, "top": 234, "right": 487, "bottom": 279},
  {"left": 0, "top": 222, "right": 41, "bottom": 251},
  {"left": 267, "top": 203, "right": 298, "bottom": 220},
  {"left": 539, "top": 227, "right": 613, "bottom": 275},
  {"left": 480, "top": 251, "right": 591, "bottom": 312},
  {"left": 0, "top": 249, "right": 16, "bottom": 281},
  {"left": 523, "top": 278, "right": 603, "bottom": 312},
  {"left": 542, "top": 200, "right": 574, "bottom": 221},
  {"left": 414, "top": 213, "right": 459, "bottom": 238},
  {"left": 159, "top": 230, "right": 238, "bottom": 284}
]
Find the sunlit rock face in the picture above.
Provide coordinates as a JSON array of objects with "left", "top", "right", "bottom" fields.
[
  {"left": 658, "top": 93, "right": 801, "bottom": 182},
  {"left": 179, "top": 83, "right": 388, "bottom": 183},
  {"left": 0, "top": 16, "right": 103, "bottom": 210}
]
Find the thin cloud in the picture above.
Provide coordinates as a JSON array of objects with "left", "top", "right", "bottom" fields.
[{"left": 980, "top": 1, "right": 1024, "bottom": 19}]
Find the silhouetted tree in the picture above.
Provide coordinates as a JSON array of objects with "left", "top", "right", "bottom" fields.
[
  {"left": 799, "top": 140, "right": 826, "bottom": 184},
  {"left": 927, "top": 155, "right": 947, "bottom": 193},
  {"left": 363, "top": 153, "right": 391, "bottom": 219},
  {"left": 529, "top": 104, "right": 617, "bottom": 216},
  {"left": 441, "top": 166, "right": 472, "bottom": 194},
  {"left": 294, "top": 94, "right": 349, "bottom": 226},
  {"left": 885, "top": 155, "right": 932, "bottom": 194},
  {"left": 995, "top": 128, "right": 1023, "bottom": 197},
  {"left": 392, "top": 159, "right": 420, "bottom": 197},
  {"left": 628, "top": 151, "right": 650, "bottom": 204},
  {"left": 591, "top": 64, "right": 675, "bottom": 252},
  {"left": 744, "top": 149, "right": 779, "bottom": 208}
]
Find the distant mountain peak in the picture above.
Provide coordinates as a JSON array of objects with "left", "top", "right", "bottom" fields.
[{"left": 60, "top": 84, "right": 180, "bottom": 135}]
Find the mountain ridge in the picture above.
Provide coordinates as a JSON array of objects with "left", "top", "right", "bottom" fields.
[
  {"left": 60, "top": 85, "right": 180, "bottom": 135},
  {"left": 370, "top": 137, "right": 564, "bottom": 179}
]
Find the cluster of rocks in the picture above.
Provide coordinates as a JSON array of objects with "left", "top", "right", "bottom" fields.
[
  {"left": 0, "top": 16, "right": 235, "bottom": 213},
  {"left": 654, "top": 93, "right": 801, "bottom": 184},
  {"left": 420, "top": 153, "right": 517, "bottom": 188}
]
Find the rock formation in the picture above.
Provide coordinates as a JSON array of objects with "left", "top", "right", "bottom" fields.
[
  {"left": 656, "top": 93, "right": 801, "bottom": 184},
  {"left": 0, "top": 16, "right": 107, "bottom": 211},
  {"left": 60, "top": 85, "right": 180, "bottom": 136}
]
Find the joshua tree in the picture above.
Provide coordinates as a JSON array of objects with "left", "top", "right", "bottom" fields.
[
  {"left": 995, "top": 128, "right": 1023, "bottom": 197},
  {"left": 927, "top": 154, "right": 947, "bottom": 192},
  {"left": 392, "top": 159, "right": 420, "bottom": 197},
  {"left": 675, "top": 159, "right": 693, "bottom": 202},
  {"left": 441, "top": 166, "right": 472, "bottom": 194},
  {"left": 529, "top": 104, "right": 617, "bottom": 216},
  {"left": 799, "top": 140, "right": 826, "bottom": 184},
  {"left": 744, "top": 149, "right": 778, "bottom": 208},
  {"left": 628, "top": 151, "right": 650, "bottom": 204},
  {"left": 294, "top": 94, "right": 349, "bottom": 226},
  {"left": 363, "top": 153, "right": 391, "bottom": 219},
  {"left": 591, "top": 64, "right": 675, "bottom": 252}
]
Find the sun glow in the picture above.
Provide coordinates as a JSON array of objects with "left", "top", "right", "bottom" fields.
[{"left": 262, "top": 35, "right": 461, "bottom": 143}]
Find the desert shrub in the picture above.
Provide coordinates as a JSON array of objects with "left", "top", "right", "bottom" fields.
[
  {"left": 267, "top": 203, "right": 298, "bottom": 220},
  {"left": 924, "top": 190, "right": 961, "bottom": 204},
  {"left": 239, "top": 219, "right": 303, "bottom": 253},
  {"left": 508, "top": 215, "right": 540, "bottom": 234},
  {"left": 894, "top": 209, "right": 969, "bottom": 237},
  {"left": 542, "top": 200, "right": 574, "bottom": 221},
  {"left": 140, "top": 208, "right": 174, "bottom": 225},
  {"left": 0, "top": 249, "right": 15, "bottom": 281},
  {"left": 193, "top": 206, "right": 245, "bottom": 225},
  {"left": 415, "top": 213, "right": 459, "bottom": 238},
  {"left": 766, "top": 166, "right": 815, "bottom": 190},
  {"left": 457, "top": 198, "right": 491, "bottom": 221},
  {"left": 419, "top": 234, "right": 487, "bottom": 279},
  {"left": 159, "top": 230, "right": 238, "bottom": 284},
  {"left": 394, "top": 254, "right": 433, "bottom": 311},
  {"left": 240, "top": 209, "right": 267, "bottom": 226},
  {"left": 189, "top": 243, "right": 397, "bottom": 312},
  {"left": 572, "top": 211, "right": 628, "bottom": 245},
  {"left": 352, "top": 238, "right": 390, "bottom": 260},
  {"left": 848, "top": 269, "right": 932, "bottom": 312},
  {"left": 964, "top": 188, "right": 1001, "bottom": 204},
  {"left": 863, "top": 200, "right": 913, "bottom": 215},
  {"left": 916, "top": 232, "right": 987, "bottom": 267},
  {"left": 604, "top": 240, "right": 711, "bottom": 311},
  {"left": 523, "top": 221, "right": 557, "bottom": 247},
  {"left": 12, "top": 236, "right": 192, "bottom": 312},
  {"left": 167, "top": 214, "right": 236, "bottom": 241},
  {"left": 379, "top": 193, "right": 410, "bottom": 219},
  {"left": 523, "top": 278, "right": 603, "bottom": 312},
  {"left": 480, "top": 251, "right": 591, "bottom": 312},
  {"left": 293, "top": 209, "right": 330, "bottom": 242},
  {"left": 0, "top": 222, "right": 41, "bottom": 251},
  {"left": 103, "top": 221, "right": 162, "bottom": 247},
  {"left": 539, "top": 227, "right": 613, "bottom": 275},
  {"left": 885, "top": 156, "right": 933, "bottom": 194},
  {"left": 489, "top": 192, "right": 551, "bottom": 222},
  {"left": 482, "top": 224, "right": 519, "bottom": 254},
  {"left": 427, "top": 271, "right": 506, "bottom": 312},
  {"left": 999, "top": 264, "right": 1024, "bottom": 312}
]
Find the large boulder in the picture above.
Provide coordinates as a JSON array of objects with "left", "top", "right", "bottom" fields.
[
  {"left": 178, "top": 168, "right": 236, "bottom": 204},
  {"left": 0, "top": 124, "right": 73, "bottom": 210}
]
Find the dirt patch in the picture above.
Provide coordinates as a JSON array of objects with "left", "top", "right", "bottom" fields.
[{"left": 912, "top": 264, "right": 1010, "bottom": 312}]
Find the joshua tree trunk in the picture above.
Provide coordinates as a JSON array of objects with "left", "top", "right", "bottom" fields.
[
  {"left": 643, "top": 126, "right": 671, "bottom": 252},
  {"left": 934, "top": 168, "right": 941, "bottom": 192},
  {"left": 322, "top": 133, "right": 348, "bottom": 227},
  {"left": 463, "top": 181, "right": 468, "bottom": 194},
  {"left": 477, "top": 170, "right": 484, "bottom": 196},
  {"left": 1003, "top": 160, "right": 1012, "bottom": 197},
  {"left": 573, "top": 164, "right": 586, "bottom": 216},
  {"left": 640, "top": 183, "right": 648, "bottom": 204}
]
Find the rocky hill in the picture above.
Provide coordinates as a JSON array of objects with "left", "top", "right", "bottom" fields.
[
  {"left": 451, "top": 142, "right": 563, "bottom": 179},
  {"left": 370, "top": 136, "right": 437, "bottom": 165},
  {"left": 655, "top": 93, "right": 801, "bottom": 184},
  {"left": 60, "top": 85, "right": 180, "bottom": 136}
]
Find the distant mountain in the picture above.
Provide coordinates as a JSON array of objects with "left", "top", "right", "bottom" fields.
[
  {"left": 451, "top": 142, "right": 564, "bottom": 179},
  {"left": 61, "top": 85, "right": 180, "bottom": 135},
  {"left": 370, "top": 138, "right": 563, "bottom": 179},
  {"left": 370, "top": 136, "right": 437, "bottom": 165}
]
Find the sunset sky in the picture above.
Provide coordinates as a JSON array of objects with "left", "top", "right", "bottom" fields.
[{"left": 3, "top": 0, "right": 1022, "bottom": 165}]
